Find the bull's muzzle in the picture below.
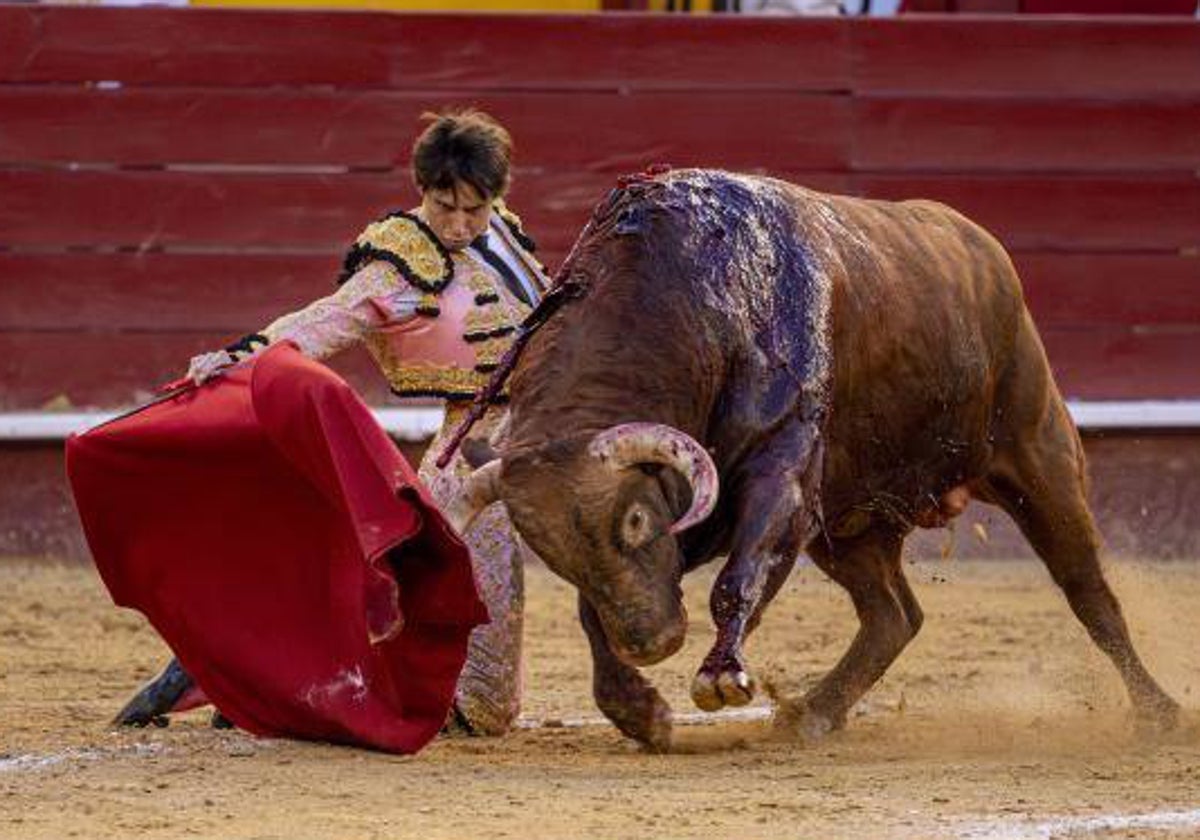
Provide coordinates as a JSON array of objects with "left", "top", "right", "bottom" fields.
[{"left": 601, "top": 604, "right": 688, "bottom": 668}]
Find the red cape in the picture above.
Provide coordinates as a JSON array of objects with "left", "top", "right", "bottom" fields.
[{"left": 67, "top": 344, "right": 487, "bottom": 753}]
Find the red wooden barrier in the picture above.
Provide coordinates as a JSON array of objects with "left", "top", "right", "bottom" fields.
[
  {"left": 3, "top": 325, "right": 1195, "bottom": 410},
  {"left": 0, "top": 87, "right": 850, "bottom": 170},
  {"left": 1016, "top": 254, "right": 1200, "bottom": 326},
  {"left": 853, "top": 174, "right": 1200, "bottom": 252},
  {"left": 4, "top": 252, "right": 1198, "bottom": 332},
  {"left": 0, "top": 169, "right": 852, "bottom": 253},
  {"left": 854, "top": 18, "right": 1200, "bottom": 96},
  {"left": 11, "top": 86, "right": 1200, "bottom": 174},
  {"left": 0, "top": 8, "right": 848, "bottom": 91},
  {"left": 1, "top": 8, "right": 1198, "bottom": 410},
  {"left": 1021, "top": 1, "right": 1197, "bottom": 13},
  {"left": 0, "top": 334, "right": 390, "bottom": 411},
  {"left": 854, "top": 98, "right": 1200, "bottom": 173},
  {"left": 0, "top": 253, "right": 343, "bottom": 331},
  {"left": 9, "top": 168, "right": 1196, "bottom": 253}
]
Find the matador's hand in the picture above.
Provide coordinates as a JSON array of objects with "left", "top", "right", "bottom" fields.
[{"left": 186, "top": 350, "right": 234, "bottom": 385}]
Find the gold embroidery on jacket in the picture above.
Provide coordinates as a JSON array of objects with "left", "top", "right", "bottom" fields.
[
  {"left": 345, "top": 213, "right": 452, "bottom": 292},
  {"left": 463, "top": 307, "right": 519, "bottom": 341},
  {"left": 364, "top": 210, "right": 539, "bottom": 399},
  {"left": 380, "top": 362, "right": 509, "bottom": 400},
  {"left": 466, "top": 272, "right": 497, "bottom": 297},
  {"left": 472, "top": 336, "right": 512, "bottom": 370},
  {"left": 416, "top": 292, "right": 441, "bottom": 316}
]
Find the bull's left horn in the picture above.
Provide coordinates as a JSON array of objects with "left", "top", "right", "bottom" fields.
[
  {"left": 444, "top": 461, "right": 503, "bottom": 534},
  {"left": 587, "top": 423, "right": 718, "bottom": 534}
]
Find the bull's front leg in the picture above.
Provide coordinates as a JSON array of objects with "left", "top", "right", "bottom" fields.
[
  {"left": 691, "top": 426, "right": 821, "bottom": 712},
  {"left": 579, "top": 593, "right": 672, "bottom": 752}
]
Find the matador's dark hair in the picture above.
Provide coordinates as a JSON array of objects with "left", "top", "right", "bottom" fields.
[{"left": 411, "top": 109, "right": 512, "bottom": 201}]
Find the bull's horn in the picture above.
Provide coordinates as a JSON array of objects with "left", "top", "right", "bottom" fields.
[
  {"left": 587, "top": 423, "right": 718, "bottom": 534},
  {"left": 444, "top": 460, "right": 503, "bottom": 534}
]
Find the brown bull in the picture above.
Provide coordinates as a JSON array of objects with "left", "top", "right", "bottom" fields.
[{"left": 453, "top": 168, "right": 1178, "bottom": 750}]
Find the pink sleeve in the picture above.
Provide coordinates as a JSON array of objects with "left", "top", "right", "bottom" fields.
[{"left": 261, "top": 262, "right": 419, "bottom": 360}]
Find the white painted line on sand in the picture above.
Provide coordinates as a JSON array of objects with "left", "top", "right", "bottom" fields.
[
  {"left": 958, "top": 807, "right": 1200, "bottom": 840},
  {"left": 0, "top": 742, "right": 165, "bottom": 774},
  {"left": 516, "top": 705, "right": 773, "bottom": 730}
]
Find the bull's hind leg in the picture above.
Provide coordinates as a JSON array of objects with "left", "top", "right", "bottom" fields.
[
  {"left": 983, "top": 404, "right": 1179, "bottom": 729},
  {"left": 777, "top": 529, "right": 922, "bottom": 740}
]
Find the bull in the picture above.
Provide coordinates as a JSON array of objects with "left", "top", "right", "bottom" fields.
[{"left": 452, "top": 168, "right": 1178, "bottom": 751}]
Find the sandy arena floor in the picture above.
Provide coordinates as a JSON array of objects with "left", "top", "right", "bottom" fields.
[{"left": 2, "top": 554, "right": 1199, "bottom": 839}]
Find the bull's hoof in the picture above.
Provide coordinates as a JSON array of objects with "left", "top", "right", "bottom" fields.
[
  {"left": 634, "top": 708, "right": 673, "bottom": 754},
  {"left": 773, "top": 700, "right": 842, "bottom": 744},
  {"left": 690, "top": 668, "right": 755, "bottom": 712},
  {"left": 634, "top": 703, "right": 674, "bottom": 754},
  {"left": 599, "top": 692, "right": 673, "bottom": 753},
  {"left": 1134, "top": 694, "right": 1181, "bottom": 734},
  {"left": 211, "top": 711, "right": 234, "bottom": 730}
]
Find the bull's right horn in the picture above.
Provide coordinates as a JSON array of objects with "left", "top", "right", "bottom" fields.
[
  {"left": 444, "top": 460, "right": 503, "bottom": 534},
  {"left": 587, "top": 422, "right": 718, "bottom": 534}
]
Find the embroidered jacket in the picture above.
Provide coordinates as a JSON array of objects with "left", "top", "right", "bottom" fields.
[{"left": 257, "top": 203, "right": 548, "bottom": 401}]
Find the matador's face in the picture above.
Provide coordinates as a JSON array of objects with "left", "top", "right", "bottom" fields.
[{"left": 421, "top": 181, "right": 494, "bottom": 252}]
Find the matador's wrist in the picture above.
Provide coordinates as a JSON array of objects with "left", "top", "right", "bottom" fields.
[{"left": 224, "top": 333, "right": 270, "bottom": 361}]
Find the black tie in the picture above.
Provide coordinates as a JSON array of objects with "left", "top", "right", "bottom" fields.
[{"left": 472, "top": 234, "right": 532, "bottom": 307}]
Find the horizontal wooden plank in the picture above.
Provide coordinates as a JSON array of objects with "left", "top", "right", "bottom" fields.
[
  {"left": 0, "top": 253, "right": 343, "bottom": 331},
  {"left": 1, "top": 324, "right": 1196, "bottom": 410},
  {"left": 907, "top": 0, "right": 1200, "bottom": 13},
  {"left": 0, "top": 86, "right": 850, "bottom": 169},
  {"left": 4, "top": 251, "right": 1197, "bottom": 331},
  {"left": 1021, "top": 0, "right": 1198, "bottom": 12},
  {"left": 1015, "top": 252, "right": 1200, "bottom": 326},
  {"left": 0, "top": 333, "right": 390, "bottom": 411},
  {"left": 0, "top": 6, "right": 848, "bottom": 91},
  {"left": 9, "top": 167, "right": 1197, "bottom": 276},
  {"left": 0, "top": 168, "right": 853, "bottom": 254},
  {"left": 855, "top": 17, "right": 1200, "bottom": 97},
  {"left": 855, "top": 98, "right": 1200, "bottom": 173},
  {"left": 854, "top": 174, "right": 1200, "bottom": 252},
  {"left": 6, "top": 7, "right": 1199, "bottom": 101},
  {"left": 1039, "top": 327, "right": 1200, "bottom": 401},
  {"left": 0, "top": 168, "right": 424, "bottom": 251},
  {"left": 901, "top": 0, "right": 1019, "bottom": 10}
]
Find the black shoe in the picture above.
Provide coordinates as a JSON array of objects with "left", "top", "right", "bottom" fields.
[
  {"left": 439, "top": 703, "right": 478, "bottom": 737},
  {"left": 112, "top": 658, "right": 194, "bottom": 728}
]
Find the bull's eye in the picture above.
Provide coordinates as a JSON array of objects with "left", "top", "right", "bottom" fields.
[{"left": 621, "top": 504, "right": 653, "bottom": 549}]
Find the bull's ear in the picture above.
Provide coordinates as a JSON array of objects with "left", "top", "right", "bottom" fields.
[{"left": 461, "top": 437, "right": 500, "bottom": 469}]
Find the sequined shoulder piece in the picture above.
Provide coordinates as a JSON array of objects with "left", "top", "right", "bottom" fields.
[
  {"left": 493, "top": 199, "right": 538, "bottom": 254},
  {"left": 338, "top": 210, "right": 453, "bottom": 293}
]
